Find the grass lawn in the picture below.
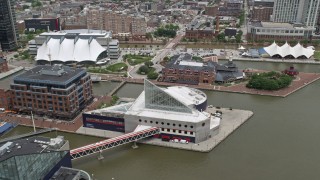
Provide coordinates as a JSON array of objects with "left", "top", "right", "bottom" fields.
[
  {"left": 106, "top": 63, "right": 128, "bottom": 72},
  {"left": 125, "top": 54, "right": 153, "bottom": 65},
  {"left": 88, "top": 63, "right": 128, "bottom": 74},
  {"left": 314, "top": 51, "right": 320, "bottom": 60}
]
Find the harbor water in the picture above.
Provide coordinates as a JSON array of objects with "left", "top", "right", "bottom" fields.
[{"left": 1, "top": 61, "right": 320, "bottom": 180}]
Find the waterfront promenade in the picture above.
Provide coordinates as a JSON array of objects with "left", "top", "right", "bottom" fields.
[
  {"left": 92, "top": 72, "right": 320, "bottom": 97},
  {"left": 0, "top": 96, "right": 112, "bottom": 132}
]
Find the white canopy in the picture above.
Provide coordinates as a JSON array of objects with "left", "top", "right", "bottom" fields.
[
  {"left": 263, "top": 42, "right": 314, "bottom": 59},
  {"left": 238, "top": 46, "right": 245, "bottom": 50},
  {"left": 36, "top": 38, "right": 106, "bottom": 62}
]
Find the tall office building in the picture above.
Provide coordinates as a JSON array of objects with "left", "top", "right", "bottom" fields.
[
  {"left": 272, "top": 0, "right": 320, "bottom": 28},
  {"left": 0, "top": 0, "right": 18, "bottom": 50}
]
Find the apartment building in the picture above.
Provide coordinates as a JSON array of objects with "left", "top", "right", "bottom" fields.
[{"left": 10, "top": 65, "right": 93, "bottom": 119}]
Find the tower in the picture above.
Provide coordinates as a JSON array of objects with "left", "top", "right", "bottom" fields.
[
  {"left": 272, "top": 0, "right": 320, "bottom": 28},
  {"left": 0, "top": 0, "right": 18, "bottom": 50}
]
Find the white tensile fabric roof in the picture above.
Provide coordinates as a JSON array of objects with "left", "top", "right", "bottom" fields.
[
  {"left": 263, "top": 42, "right": 314, "bottom": 59},
  {"left": 36, "top": 38, "right": 106, "bottom": 62}
]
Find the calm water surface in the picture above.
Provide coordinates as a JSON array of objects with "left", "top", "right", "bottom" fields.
[{"left": 1, "top": 62, "right": 320, "bottom": 180}]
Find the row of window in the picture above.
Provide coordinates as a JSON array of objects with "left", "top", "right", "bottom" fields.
[
  {"left": 139, "top": 119, "right": 194, "bottom": 128},
  {"left": 161, "top": 128, "right": 194, "bottom": 135},
  {"left": 138, "top": 119, "right": 206, "bottom": 128}
]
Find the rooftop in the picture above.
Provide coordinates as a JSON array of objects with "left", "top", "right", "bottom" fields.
[
  {"left": 50, "top": 167, "right": 90, "bottom": 180},
  {"left": 0, "top": 136, "right": 67, "bottom": 162},
  {"left": 13, "top": 65, "right": 87, "bottom": 86},
  {"left": 39, "top": 29, "right": 112, "bottom": 38}
]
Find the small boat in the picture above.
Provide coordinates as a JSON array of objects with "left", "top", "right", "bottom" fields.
[
  {"left": 91, "top": 75, "right": 101, "bottom": 83},
  {"left": 0, "top": 121, "right": 14, "bottom": 135}
]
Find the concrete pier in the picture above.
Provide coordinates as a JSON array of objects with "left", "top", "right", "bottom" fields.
[
  {"left": 139, "top": 107, "right": 253, "bottom": 152},
  {"left": 75, "top": 107, "right": 253, "bottom": 153}
]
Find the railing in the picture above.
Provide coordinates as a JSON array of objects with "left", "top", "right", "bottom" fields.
[{"left": 70, "top": 127, "right": 160, "bottom": 160}]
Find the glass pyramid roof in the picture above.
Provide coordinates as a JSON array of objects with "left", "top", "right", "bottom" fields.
[{"left": 144, "top": 79, "right": 193, "bottom": 114}]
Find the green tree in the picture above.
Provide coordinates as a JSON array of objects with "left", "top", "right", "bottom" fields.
[
  {"left": 147, "top": 72, "right": 159, "bottom": 79},
  {"left": 138, "top": 65, "right": 150, "bottom": 74},
  {"left": 144, "top": 61, "right": 154, "bottom": 67}
]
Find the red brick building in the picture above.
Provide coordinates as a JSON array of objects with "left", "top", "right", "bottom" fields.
[
  {"left": 0, "top": 89, "right": 13, "bottom": 110},
  {"left": 185, "top": 20, "right": 216, "bottom": 40},
  {"left": 205, "top": 5, "right": 218, "bottom": 17},
  {"left": 0, "top": 57, "right": 9, "bottom": 73},
  {"left": 10, "top": 65, "right": 93, "bottom": 119},
  {"left": 253, "top": 6, "right": 273, "bottom": 21}
]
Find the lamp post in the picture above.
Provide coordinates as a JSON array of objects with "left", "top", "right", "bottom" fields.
[{"left": 31, "top": 111, "right": 36, "bottom": 132}]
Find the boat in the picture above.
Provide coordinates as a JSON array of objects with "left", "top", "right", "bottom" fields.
[
  {"left": 91, "top": 75, "right": 101, "bottom": 83},
  {"left": 0, "top": 121, "right": 14, "bottom": 135}
]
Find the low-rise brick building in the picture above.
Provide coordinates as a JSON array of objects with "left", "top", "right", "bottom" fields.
[
  {"left": 185, "top": 19, "right": 216, "bottom": 40},
  {"left": 0, "top": 88, "right": 13, "bottom": 110},
  {"left": 160, "top": 54, "right": 244, "bottom": 85},
  {"left": 10, "top": 65, "right": 93, "bottom": 119}
]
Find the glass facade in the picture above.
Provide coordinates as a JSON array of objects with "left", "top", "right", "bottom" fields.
[
  {"left": 0, "top": 151, "right": 68, "bottom": 180},
  {"left": 144, "top": 80, "right": 193, "bottom": 114},
  {"left": 0, "top": 0, "right": 18, "bottom": 50}
]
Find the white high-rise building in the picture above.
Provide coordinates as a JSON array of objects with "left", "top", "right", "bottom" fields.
[{"left": 272, "top": 0, "right": 320, "bottom": 28}]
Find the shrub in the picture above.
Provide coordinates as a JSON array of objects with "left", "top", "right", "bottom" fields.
[{"left": 147, "top": 72, "right": 159, "bottom": 79}]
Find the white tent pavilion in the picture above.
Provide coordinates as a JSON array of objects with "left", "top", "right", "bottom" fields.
[
  {"left": 263, "top": 42, "right": 314, "bottom": 59},
  {"left": 36, "top": 38, "right": 107, "bottom": 63}
]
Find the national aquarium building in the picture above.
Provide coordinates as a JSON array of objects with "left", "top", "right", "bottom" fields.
[{"left": 83, "top": 80, "right": 220, "bottom": 143}]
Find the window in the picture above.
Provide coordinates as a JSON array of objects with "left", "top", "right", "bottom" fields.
[
  {"left": 167, "top": 123, "right": 170, "bottom": 126},
  {"left": 167, "top": 129, "right": 170, "bottom": 132},
  {"left": 156, "top": 121, "right": 159, "bottom": 124},
  {"left": 190, "top": 126, "right": 194, "bottom": 128},
  {"left": 202, "top": 123, "right": 205, "bottom": 126},
  {"left": 179, "top": 124, "right": 181, "bottom": 127},
  {"left": 173, "top": 129, "right": 176, "bottom": 133},
  {"left": 150, "top": 121, "right": 153, "bottom": 123},
  {"left": 161, "top": 128, "right": 164, "bottom": 131},
  {"left": 161, "top": 122, "right": 164, "bottom": 125},
  {"left": 179, "top": 130, "right": 182, "bottom": 133},
  {"left": 144, "top": 120, "right": 147, "bottom": 123},
  {"left": 190, "top": 132, "right": 194, "bottom": 135},
  {"left": 184, "top": 131, "right": 187, "bottom": 134},
  {"left": 173, "top": 123, "right": 176, "bottom": 126},
  {"left": 139, "top": 119, "right": 141, "bottom": 122},
  {"left": 184, "top": 125, "right": 187, "bottom": 128}
]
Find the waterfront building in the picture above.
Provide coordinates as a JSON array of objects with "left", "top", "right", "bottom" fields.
[
  {"left": 0, "top": 0, "right": 19, "bottom": 50},
  {"left": 83, "top": 80, "right": 220, "bottom": 143},
  {"left": 10, "top": 65, "right": 93, "bottom": 119},
  {"left": 160, "top": 53, "right": 244, "bottom": 85},
  {"left": 29, "top": 29, "right": 120, "bottom": 63},
  {"left": 24, "top": 18, "right": 60, "bottom": 32},
  {"left": 0, "top": 136, "right": 71, "bottom": 180},
  {"left": 247, "top": 21, "right": 315, "bottom": 41}
]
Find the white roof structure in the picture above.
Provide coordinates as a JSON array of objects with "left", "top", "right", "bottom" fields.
[
  {"left": 126, "top": 80, "right": 209, "bottom": 123},
  {"left": 36, "top": 38, "right": 106, "bottom": 63},
  {"left": 263, "top": 42, "right": 314, "bottom": 59},
  {"left": 179, "top": 61, "right": 204, "bottom": 67}
]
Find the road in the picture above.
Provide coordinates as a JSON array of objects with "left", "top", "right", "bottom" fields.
[
  {"left": 128, "top": 34, "right": 184, "bottom": 78},
  {"left": 241, "top": 0, "right": 249, "bottom": 41}
]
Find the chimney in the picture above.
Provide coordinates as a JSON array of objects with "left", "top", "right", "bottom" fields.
[{"left": 215, "top": 16, "right": 220, "bottom": 35}]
